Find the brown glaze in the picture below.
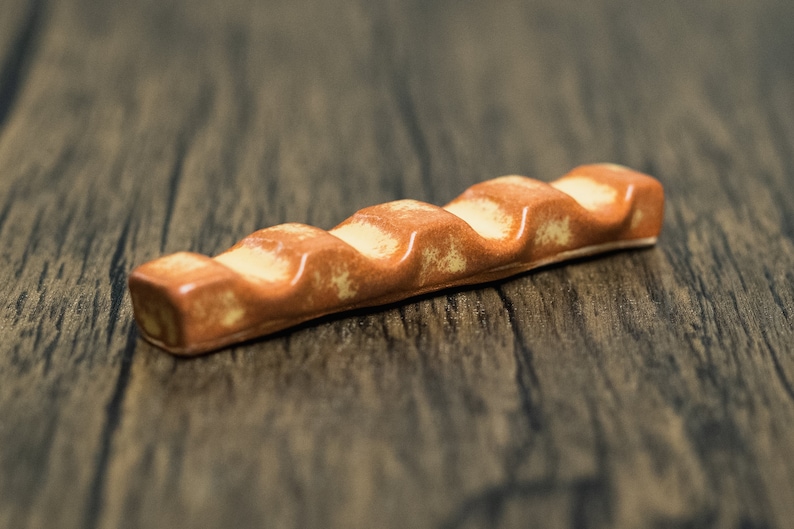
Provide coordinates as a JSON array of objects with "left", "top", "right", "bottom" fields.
[{"left": 128, "top": 164, "right": 664, "bottom": 355}]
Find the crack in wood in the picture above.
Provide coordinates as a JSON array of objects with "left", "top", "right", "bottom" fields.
[{"left": 83, "top": 325, "right": 137, "bottom": 529}]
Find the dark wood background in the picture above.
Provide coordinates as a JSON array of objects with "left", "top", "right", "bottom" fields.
[{"left": 2, "top": 0, "right": 793, "bottom": 527}]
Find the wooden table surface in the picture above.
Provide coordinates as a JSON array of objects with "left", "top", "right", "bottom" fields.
[{"left": 2, "top": 0, "right": 794, "bottom": 527}]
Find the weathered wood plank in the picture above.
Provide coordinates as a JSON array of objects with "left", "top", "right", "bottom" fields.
[{"left": 0, "top": 0, "right": 793, "bottom": 528}]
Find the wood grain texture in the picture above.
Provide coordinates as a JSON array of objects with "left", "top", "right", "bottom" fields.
[{"left": 0, "top": 0, "right": 793, "bottom": 528}]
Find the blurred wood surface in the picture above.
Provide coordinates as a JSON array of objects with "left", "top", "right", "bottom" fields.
[{"left": 1, "top": 0, "right": 794, "bottom": 527}]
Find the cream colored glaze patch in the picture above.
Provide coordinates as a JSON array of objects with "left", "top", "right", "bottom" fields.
[
  {"left": 215, "top": 290, "right": 245, "bottom": 327},
  {"left": 631, "top": 209, "right": 644, "bottom": 229},
  {"left": 266, "top": 223, "right": 318, "bottom": 240},
  {"left": 215, "top": 246, "right": 292, "bottom": 282},
  {"left": 139, "top": 303, "right": 178, "bottom": 344},
  {"left": 330, "top": 221, "right": 399, "bottom": 259},
  {"left": 551, "top": 177, "right": 618, "bottom": 211},
  {"left": 421, "top": 239, "right": 467, "bottom": 280},
  {"left": 154, "top": 252, "right": 208, "bottom": 274},
  {"left": 383, "top": 199, "right": 439, "bottom": 213},
  {"left": 535, "top": 217, "right": 572, "bottom": 247},
  {"left": 491, "top": 175, "right": 546, "bottom": 188},
  {"left": 223, "top": 308, "right": 245, "bottom": 327},
  {"left": 330, "top": 269, "right": 357, "bottom": 300},
  {"left": 444, "top": 198, "right": 513, "bottom": 240}
]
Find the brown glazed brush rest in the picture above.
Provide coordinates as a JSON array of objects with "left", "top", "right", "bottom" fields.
[{"left": 129, "top": 164, "right": 664, "bottom": 355}]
